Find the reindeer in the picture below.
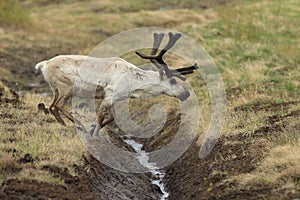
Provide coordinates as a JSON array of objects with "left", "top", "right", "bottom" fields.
[{"left": 35, "top": 32, "right": 198, "bottom": 135}]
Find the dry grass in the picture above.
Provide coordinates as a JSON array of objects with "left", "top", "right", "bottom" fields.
[
  {"left": 0, "top": 81, "right": 15, "bottom": 99},
  {"left": 0, "top": 93, "right": 84, "bottom": 184},
  {"left": 230, "top": 144, "right": 300, "bottom": 192}
]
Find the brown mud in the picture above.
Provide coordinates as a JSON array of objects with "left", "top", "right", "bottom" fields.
[
  {"left": 0, "top": 154, "right": 162, "bottom": 200},
  {"left": 1, "top": 63, "right": 300, "bottom": 199},
  {"left": 87, "top": 155, "right": 162, "bottom": 200},
  {"left": 0, "top": 166, "right": 94, "bottom": 200},
  {"left": 161, "top": 101, "right": 300, "bottom": 200}
]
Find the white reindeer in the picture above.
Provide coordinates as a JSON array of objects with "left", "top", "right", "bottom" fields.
[{"left": 35, "top": 32, "right": 197, "bottom": 135}]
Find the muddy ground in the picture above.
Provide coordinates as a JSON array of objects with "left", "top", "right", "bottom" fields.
[
  {"left": 1, "top": 89, "right": 299, "bottom": 199},
  {"left": 0, "top": 153, "right": 161, "bottom": 200},
  {"left": 147, "top": 102, "right": 300, "bottom": 199}
]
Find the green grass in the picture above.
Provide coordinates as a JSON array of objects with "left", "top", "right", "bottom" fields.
[
  {"left": 202, "top": 0, "right": 300, "bottom": 101},
  {"left": 0, "top": 0, "right": 32, "bottom": 28}
]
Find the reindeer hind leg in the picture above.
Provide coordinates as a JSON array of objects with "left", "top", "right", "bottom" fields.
[
  {"left": 56, "top": 95, "right": 74, "bottom": 123},
  {"left": 56, "top": 95, "right": 86, "bottom": 132},
  {"left": 49, "top": 89, "right": 66, "bottom": 125}
]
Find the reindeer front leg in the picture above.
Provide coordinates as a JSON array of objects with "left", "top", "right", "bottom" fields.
[
  {"left": 100, "top": 111, "right": 114, "bottom": 128},
  {"left": 92, "top": 99, "right": 114, "bottom": 135}
]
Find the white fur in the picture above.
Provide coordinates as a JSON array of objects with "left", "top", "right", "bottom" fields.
[{"left": 35, "top": 55, "right": 189, "bottom": 134}]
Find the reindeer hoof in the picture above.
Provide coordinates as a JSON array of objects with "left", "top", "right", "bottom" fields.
[{"left": 37, "top": 103, "right": 49, "bottom": 114}]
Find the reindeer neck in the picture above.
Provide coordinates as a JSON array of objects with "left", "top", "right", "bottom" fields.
[{"left": 129, "top": 67, "right": 161, "bottom": 84}]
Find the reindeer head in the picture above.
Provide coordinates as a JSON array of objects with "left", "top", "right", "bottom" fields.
[{"left": 135, "top": 32, "right": 198, "bottom": 101}]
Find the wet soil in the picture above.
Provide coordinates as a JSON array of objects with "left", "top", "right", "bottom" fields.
[
  {"left": 1, "top": 82, "right": 299, "bottom": 199},
  {"left": 164, "top": 141, "right": 269, "bottom": 200},
  {"left": 1, "top": 172, "right": 94, "bottom": 200},
  {"left": 161, "top": 102, "right": 300, "bottom": 200},
  {"left": 0, "top": 150, "right": 161, "bottom": 200},
  {"left": 86, "top": 154, "right": 162, "bottom": 200},
  {"left": 163, "top": 139, "right": 299, "bottom": 199}
]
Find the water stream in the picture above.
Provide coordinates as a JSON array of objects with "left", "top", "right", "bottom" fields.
[{"left": 124, "top": 138, "right": 169, "bottom": 200}]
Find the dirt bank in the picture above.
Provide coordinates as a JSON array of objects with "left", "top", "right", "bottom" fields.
[
  {"left": 163, "top": 107, "right": 300, "bottom": 200},
  {"left": 0, "top": 155, "right": 161, "bottom": 200},
  {"left": 87, "top": 154, "right": 162, "bottom": 200},
  {"left": 0, "top": 164, "right": 94, "bottom": 200}
]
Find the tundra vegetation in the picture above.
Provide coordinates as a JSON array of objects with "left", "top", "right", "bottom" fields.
[{"left": 0, "top": 0, "right": 299, "bottom": 199}]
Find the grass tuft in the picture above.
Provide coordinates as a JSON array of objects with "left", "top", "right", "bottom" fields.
[{"left": 0, "top": 0, "right": 32, "bottom": 28}]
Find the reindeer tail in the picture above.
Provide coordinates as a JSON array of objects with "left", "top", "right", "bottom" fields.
[{"left": 35, "top": 61, "right": 47, "bottom": 71}]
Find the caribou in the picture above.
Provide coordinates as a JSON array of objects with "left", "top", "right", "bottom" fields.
[{"left": 35, "top": 32, "right": 198, "bottom": 135}]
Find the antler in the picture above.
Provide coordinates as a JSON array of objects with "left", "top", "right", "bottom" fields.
[
  {"left": 149, "top": 33, "right": 165, "bottom": 79},
  {"left": 173, "top": 63, "right": 198, "bottom": 75},
  {"left": 150, "top": 33, "right": 164, "bottom": 55},
  {"left": 136, "top": 32, "right": 186, "bottom": 81}
]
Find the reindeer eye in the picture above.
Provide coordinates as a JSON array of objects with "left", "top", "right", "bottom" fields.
[{"left": 170, "top": 78, "right": 177, "bottom": 84}]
